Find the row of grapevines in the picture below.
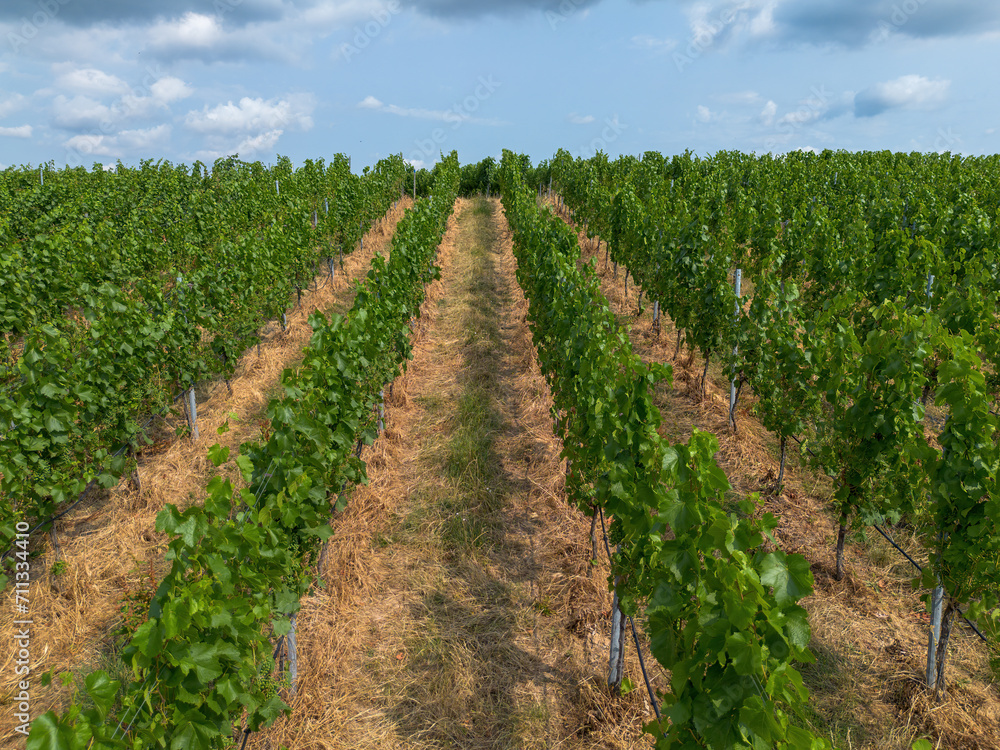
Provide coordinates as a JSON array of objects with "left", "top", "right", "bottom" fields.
[
  {"left": 0, "top": 155, "right": 409, "bottom": 589},
  {"left": 549, "top": 150, "right": 1000, "bottom": 693},
  {"left": 0, "top": 156, "right": 403, "bottom": 339},
  {"left": 26, "top": 152, "right": 461, "bottom": 750},
  {"left": 499, "top": 150, "right": 830, "bottom": 750}
]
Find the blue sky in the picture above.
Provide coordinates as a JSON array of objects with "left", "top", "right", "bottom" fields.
[{"left": 0, "top": 0, "right": 996, "bottom": 170}]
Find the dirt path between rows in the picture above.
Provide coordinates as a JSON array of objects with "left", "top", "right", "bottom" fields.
[
  {"left": 0, "top": 198, "right": 413, "bottom": 745},
  {"left": 250, "top": 197, "right": 661, "bottom": 749}
]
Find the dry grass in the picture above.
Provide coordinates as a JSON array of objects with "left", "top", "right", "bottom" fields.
[
  {"left": 247, "top": 197, "right": 661, "bottom": 749},
  {"left": 0, "top": 198, "right": 413, "bottom": 746},
  {"left": 548, "top": 197, "right": 1000, "bottom": 750}
]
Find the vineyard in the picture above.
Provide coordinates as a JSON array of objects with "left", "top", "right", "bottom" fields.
[{"left": 0, "top": 149, "right": 998, "bottom": 750}]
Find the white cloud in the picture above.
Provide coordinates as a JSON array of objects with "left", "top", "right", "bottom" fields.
[
  {"left": 0, "top": 93, "right": 26, "bottom": 118},
  {"left": 191, "top": 129, "right": 288, "bottom": 163},
  {"left": 684, "top": 1, "right": 777, "bottom": 49},
  {"left": 54, "top": 67, "right": 129, "bottom": 97},
  {"left": 769, "top": 88, "right": 855, "bottom": 129},
  {"left": 0, "top": 125, "right": 32, "bottom": 138},
  {"left": 78, "top": 77, "right": 194, "bottom": 124},
  {"left": 759, "top": 99, "right": 777, "bottom": 126},
  {"left": 64, "top": 124, "right": 171, "bottom": 159},
  {"left": 356, "top": 95, "right": 504, "bottom": 126},
  {"left": 854, "top": 75, "right": 950, "bottom": 117},
  {"left": 144, "top": 10, "right": 293, "bottom": 62},
  {"left": 669, "top": 0, "right": 1000, "bottom": 49},
  {"left": 149, "top": 12, "right": 222, "bottom": 49},
  {"left": 696, "top": 105, "right": 713, "bottom": 123},
  {"left": 715, "top": 90, "right": 762, "bottom": 105},
  {"left": 185, "top": 95, "right": 312, "bottom": 162},
  {"left": 779, "top": 107, "right": 823, "bottom": 127},
  {"left": 62, "top": 134, "right": 116, "bottom": 158},
  {"left": 7, "top": 2, "right": 381, "bottom": 66},
  {"left": 405, "top": 158, "right": 427, "bottom": 170},
  {"left": 302, "top": 0, "right": 397, "bottom": 28},
  {"left": 0, "top": 19, "right": 131, "bottom": 65},
  {"left": 118, "top": 76, "right": 194, "bottom": 119},
  {"left": 748, "top": 0, "right": 778, "bottom": 37},
  {"left": 234, "top": 129, "right": 284, "bottom": 155},
  {"left": 689, "top": 4, "right": 725, "bottom": 43},
  {"left": 185, "top": 96, "right": 314, "bottom": 135},
  {"left": 569, "top": 113, "right": 595, "bottom": 125},
  {"left": 49, "top": 75, "right": 193, "bottom": 132},
  {"left": 52, "top": 94, "right": 113, "bottom": 130},
  {"left": 151, "top": 77, "right": 193, "bottom": 104},
  {"left": 631, "top": 34, "right": 678, "bottom": 52}
]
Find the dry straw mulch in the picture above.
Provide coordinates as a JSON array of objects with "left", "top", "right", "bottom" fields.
[
  {"left": 0, "top": 198, "right": 413, "bottom": 745},
  {"left": 248, "top": 197, "right": 663, "bottom": 750}
]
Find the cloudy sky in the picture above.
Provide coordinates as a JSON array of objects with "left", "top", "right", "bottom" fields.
[{"left": 0, "top": 0, "right": 996, "bottom": 170}]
